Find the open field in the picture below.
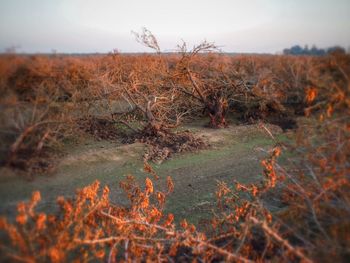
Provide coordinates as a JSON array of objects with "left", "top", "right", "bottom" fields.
[{"left": 0, "top": 121, "right": 285, "bottom": 224}]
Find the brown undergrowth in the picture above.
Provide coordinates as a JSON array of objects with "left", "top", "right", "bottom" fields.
[
  {"left": 2, "top": 51, "right": 349, "bottom": 261},
  {"left": 78, "top": 117, "right": 121, "bottom": 141},
  {"left": 2, "top": 51, "right": 348, "bottom": 174},
  {"left": 0, "top": 46, "right": 349, "bottom": 261},
  {"left": 138, "top": 126, "right": 207, "bottom": 164}
]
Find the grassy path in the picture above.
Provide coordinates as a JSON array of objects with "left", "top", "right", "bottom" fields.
[{"left": 0, "top": 123, "right": 286, "bottom": 224}]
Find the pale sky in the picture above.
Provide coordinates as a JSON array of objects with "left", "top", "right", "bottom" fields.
[{"left": 0, "top": 0, "right": 349, "bottom": 53}]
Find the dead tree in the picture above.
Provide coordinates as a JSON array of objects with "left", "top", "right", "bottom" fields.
[
  {"left": 119, "top": 74, "right": 183, "bottom": 136},
  {"left": 174, "top": 41, "right": 229, "bottom": 128},
  {"left": 115, "top": 74, "right": 204, "bottom": 164},
  {"left": 187, "top": 68, "right": 228, "bottom": 128}
]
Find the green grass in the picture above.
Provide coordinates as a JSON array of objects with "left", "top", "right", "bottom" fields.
[{"left": 0, "top": 122, "right": 291, "bottom": 225}]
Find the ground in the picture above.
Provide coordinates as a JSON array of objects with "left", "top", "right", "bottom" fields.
[{"left": 0, "top": 120, "right": 288, "bottom": 226}]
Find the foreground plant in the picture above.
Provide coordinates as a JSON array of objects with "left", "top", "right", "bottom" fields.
[{"left": 0, "top": 151, "right": 317, "bottom": 263}]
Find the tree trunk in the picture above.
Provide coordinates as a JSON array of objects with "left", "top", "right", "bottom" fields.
[{"left": 206, "top": 97, "right": 228, "bottom": 128}]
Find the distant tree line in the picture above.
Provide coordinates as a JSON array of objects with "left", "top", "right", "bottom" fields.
[{"left": 283, "top": 45, "right": 347, "bottom": 56}]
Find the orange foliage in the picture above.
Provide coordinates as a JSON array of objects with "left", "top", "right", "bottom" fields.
[{"left": 0, "top": 50, "right": 349, "bottom": 261}]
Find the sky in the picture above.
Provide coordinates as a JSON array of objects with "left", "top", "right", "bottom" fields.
[{"left": 0, "top": 0, "right": 349, "bottom": 53}]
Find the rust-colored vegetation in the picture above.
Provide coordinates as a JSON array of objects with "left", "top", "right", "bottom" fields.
[{"left": 0, "top": 32, "right": 349, "bottom": 261}]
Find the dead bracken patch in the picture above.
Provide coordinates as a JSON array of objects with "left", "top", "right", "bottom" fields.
[
  {"left": 78, "top": 115, "right": 207, "bottom": 164},
  {"left": 6, "top": 150, "right": 57, "bottom": 177},
  {"left": 78, "top": 117, "right": 120, "bottom": 141},
  {"left": 140, "top": 129, "right": 207, "bottom": 164}
]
